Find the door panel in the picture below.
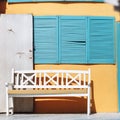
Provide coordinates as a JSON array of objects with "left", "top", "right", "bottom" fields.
[{"left": 0, "top": 14, "right": 33, "bottom": 112}]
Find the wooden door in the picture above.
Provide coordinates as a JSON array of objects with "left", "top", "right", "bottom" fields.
[{"left": 0, "top": 14, "right": 33, "bottom": 113}]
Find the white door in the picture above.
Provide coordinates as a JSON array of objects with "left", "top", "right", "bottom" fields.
[{"left": 0, "top": 14, "right": 33, "bottom": 113}]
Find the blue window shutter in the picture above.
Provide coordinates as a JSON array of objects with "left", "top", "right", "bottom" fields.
[
  {"left": 59, "top": 16, "right": 87, "bottom": 64},
  {"left": 34, "top": 16, "right": 59, "bottom": 64},
  {"left": 87, "top": 17, "right": 115, "bottom": 64},
  {"left": 8, "top": 0, "right": 103, "bottom": 3},
  {"left": 117, "top": 22, "right": 120, "bottom": 112}
]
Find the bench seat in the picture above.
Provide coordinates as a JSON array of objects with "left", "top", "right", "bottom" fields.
[{"left": 8, "top": 89, "right": 88, "bottom": 96}]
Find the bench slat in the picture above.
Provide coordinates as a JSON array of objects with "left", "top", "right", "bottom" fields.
[
  {"left": 8, "top": 89, "right": 88, "bottom": 95},
  {"left": 14, "top": 85, "right": 89, "bottom": 89}
]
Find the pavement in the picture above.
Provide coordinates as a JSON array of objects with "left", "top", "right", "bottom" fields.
[{"left": 0, "top": 113, "right": 120, "bottom": 120}]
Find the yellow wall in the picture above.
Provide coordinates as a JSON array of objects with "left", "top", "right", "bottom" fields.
[
  {"left": 6, "top": 3, "right": 120, "bottom": 21},
  {"left": 34, "top": 64, "right": 118, "bottom": 113},
  {"left": 4, "top": 2, "right": 120, "bottom": 113}
]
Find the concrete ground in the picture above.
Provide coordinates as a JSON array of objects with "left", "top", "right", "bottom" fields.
[{"left": 0, "top": 113, "right": 120, "bottom": 120}]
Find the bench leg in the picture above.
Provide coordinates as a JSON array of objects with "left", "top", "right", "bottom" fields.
[
  {"left": 10, "top": 97, "right": 14, "bottom": 115},
  {"left": 87, "top": 95, "right": 90, "bottom": 115},
  {"left": 6, "top": 94, "right": 9, "bottom": 116},
  {"left": 6, "top": 96, "right": 14, "bottom": 116},
  {"left": 87, "top": 87, "right": 91, "bottom": 115}
]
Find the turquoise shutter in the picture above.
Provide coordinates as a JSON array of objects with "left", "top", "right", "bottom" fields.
[
  {"left": 34, "top": 16, "right": 59, "bottom": 64},
  {"left": 8, "top": 0, "right": 103, "bottom": 3},
  {"left": 117, "top": 22, "right": 120, "bottom": 112},
  {"left": 87, "top": 17, "right": 115, "bottom": 64},
  {"left": 59, "top": 16, "right": 87, "bottom": 64}
]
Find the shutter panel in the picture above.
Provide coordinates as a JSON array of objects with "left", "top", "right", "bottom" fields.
[
  {"left": 117, "top": 22, "right": 120, "bottom": 111},
  {"left": 88, "top": 17, "right": 115, "bottom": 64},
  {"left": 59, "top": 16, "right": 87, "bottom": 64},
  {"left": 34, "top": 16, "right": 58, "bottom": 64},
  {"left": 8, "top": 0, "right": 103, "bottom": 3}
]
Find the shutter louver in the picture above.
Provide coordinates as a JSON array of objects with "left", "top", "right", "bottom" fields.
[
  {"left": 34, "top": 16, "right": 58, "bottom": 64},
  {"left": 88, "top": 17, "right": 115, "bottom": 64}
]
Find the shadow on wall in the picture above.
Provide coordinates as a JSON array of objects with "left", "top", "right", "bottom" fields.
[
  {"left": 33, "top": 81, "right": 96, "bottom": 114},
  {"left": 0, "top": 0, "right": 7, "bottom": 13}
]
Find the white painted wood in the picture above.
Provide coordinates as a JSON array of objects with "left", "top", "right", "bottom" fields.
[
  {"left": 6, "top": 85, "right": 9, "bottom": 116},
  {"left": 0, "top": 14, "right": 33, "bottom": 113},
  {"left": 6, "top": 69, "right": 91, "bottom": 115},
  {"left": 104, "top": 0, "right": 119, "bottom": 6}
]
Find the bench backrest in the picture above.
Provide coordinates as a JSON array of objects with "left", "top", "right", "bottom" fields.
[{"left": 11, "top": 69, "right": 91, "bottom": 89}]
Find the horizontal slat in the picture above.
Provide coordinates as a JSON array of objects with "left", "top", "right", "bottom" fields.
[
  {"left": 9, "top": 94, "right": 88, "bottom": 98},
  {"left": 8, "top": 89, "right": 88, "bottom": 94},
  {"left": 14, "top": 69, "right": 90, "bottom": 74},
  {"left": 14, "top": 85, "right": 89, "bottom": 89},
  {"left": 8, "top": 0, "right": 104, "bottom": 3}
]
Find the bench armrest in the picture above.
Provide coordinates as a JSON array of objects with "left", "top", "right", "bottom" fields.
[{"left": 5, "top": 82, "right": 14, "bottom": 87}]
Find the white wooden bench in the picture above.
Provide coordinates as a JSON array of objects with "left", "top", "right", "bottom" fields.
[{"left": 5, "top": 68, "right": 91, "bottom": 116}]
